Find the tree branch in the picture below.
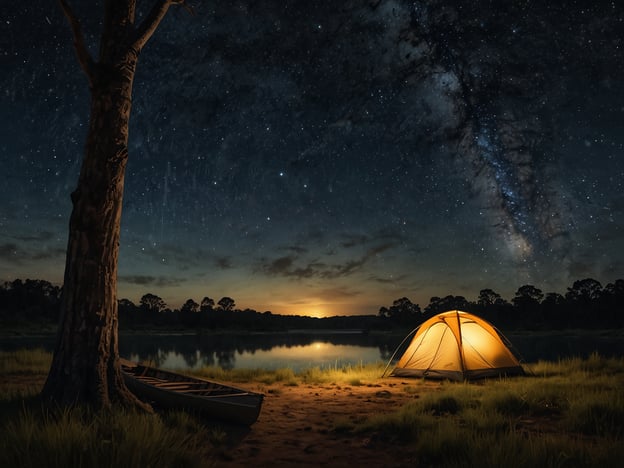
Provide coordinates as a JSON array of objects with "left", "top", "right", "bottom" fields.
[
  {"left": 132, "top": 0, "right": 193, "bottom": 52},
  {"left": 58, "top": 0, "right": 96, "bottom": 86}
]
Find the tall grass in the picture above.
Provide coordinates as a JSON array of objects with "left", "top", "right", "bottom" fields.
[
  {"left": 192, "top": 365, "right": 299, "bottom": 386},
  {"left": 0, "top": 406, "right": 217, "bottom": 468},
  {"left": 349, "top": 354, "right": 624, "bottom": 467},
  {"left": 297, "top": 361, "right": 386, "bottom": 385},
  {"left": 0, "top": 350, "right": 221, "bottom": 468},
  {"left": 0, "top": 348, "right": 51, "bottom": 374},
  {"left": 191, "top": 360, "right": 387, "bottom": 386},
  {"left": 0, "top": 348, "right": 52, "bottom": 403}
]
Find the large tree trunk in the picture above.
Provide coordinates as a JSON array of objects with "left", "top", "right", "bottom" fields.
[
  {"left": 42, "top": 50, "right": 142, "bottom": 408},
  {"left": 42, "top": 0, "right": 183, "bottom": 409}
]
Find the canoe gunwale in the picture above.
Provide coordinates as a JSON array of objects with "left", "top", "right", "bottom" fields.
[{"left": 119, "top": 358, "right": 264, "bottom": 425}]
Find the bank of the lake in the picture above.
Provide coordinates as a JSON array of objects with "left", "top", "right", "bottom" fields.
[{"left": 1, "top": 349, "right": 624, "bottom": 468}]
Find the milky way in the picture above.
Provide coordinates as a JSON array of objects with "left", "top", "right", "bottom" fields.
[{"left": 1, "top": 1, "right": 623, "bottom": 315}]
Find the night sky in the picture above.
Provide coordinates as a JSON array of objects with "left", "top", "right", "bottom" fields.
[{"left": 2, "top": 1, "right": 623, "bottom": 316}]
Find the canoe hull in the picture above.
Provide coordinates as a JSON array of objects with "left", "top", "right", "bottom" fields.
[{"left": 120, "top": 359, "right": 263, "bottom": 425}]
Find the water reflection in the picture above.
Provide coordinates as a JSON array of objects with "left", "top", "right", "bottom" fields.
[
  {"left": 119, "top": 332, "right": 398, "bottom": 371},
  {"left": 2, "top": 331, "right": 622, "bottom": 370},
  {"left": 128, "top": 342, "right": 384, "bottom": 372}
]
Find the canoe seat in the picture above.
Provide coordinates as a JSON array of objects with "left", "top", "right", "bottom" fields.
[{"left": 181, "top": 389, "right": 251, "bottom": 396}]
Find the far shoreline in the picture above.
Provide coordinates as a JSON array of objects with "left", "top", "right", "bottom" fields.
[{"left": 2, "top": 321, "right": 623, "bottom": 338}]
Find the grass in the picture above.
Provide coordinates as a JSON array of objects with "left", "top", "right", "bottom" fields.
[
  {"left": 1, "top": 349, "right": 623, "bottom": 467},
  {"left": 192, "top": 365, "right": 299, "bottom": 387},
  {"left": 1, "top": 406, "right": 216, "bottom": 468},
  {"left": 0, "top": 350, "right": 223, "bottom": 468},
  {"left": 0, "top": 347, "right": 51, "bottom": 374},
  {"left": 190, "top": 360, "right": 385, "bottom": 387},
  {"left": 348, "top": 354, "right": 624, "bottom": 467}
]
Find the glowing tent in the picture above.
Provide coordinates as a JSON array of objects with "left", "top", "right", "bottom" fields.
[{"left": 386, "top": 310, "right": 524, "bottom": 381}]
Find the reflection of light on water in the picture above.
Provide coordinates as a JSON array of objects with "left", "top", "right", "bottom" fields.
[
  {"left": 237, "top": 343, "right": 381, "bottom": 371},
  {"left": 137, "top": 342, "right": 384, "bottom": 372},
  {"left": 258, "top": 343, "right": 383, "bottom": 370}
]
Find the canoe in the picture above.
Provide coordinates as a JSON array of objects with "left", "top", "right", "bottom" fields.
[{"left": 120, "top": 359, "right": 264, "bottom": 425}]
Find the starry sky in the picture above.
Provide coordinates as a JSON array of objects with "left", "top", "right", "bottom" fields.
[{"left": 2, "top": 1, "right": 623, "bottom": 317}]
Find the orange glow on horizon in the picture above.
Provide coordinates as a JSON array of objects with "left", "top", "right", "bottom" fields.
[
  {"left": 117, "top": 279, "right": 384, "bottom": 317},
  {"left": 296, "top": 305, "right": 329, "bottom": 318}
]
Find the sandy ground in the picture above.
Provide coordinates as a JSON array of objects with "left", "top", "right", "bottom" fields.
[
  {"left": 2, "top": 374, "right": 440, "bottom": 467},
  {"left": 212, "top": 378, "right": 442, "bottom": 468}
]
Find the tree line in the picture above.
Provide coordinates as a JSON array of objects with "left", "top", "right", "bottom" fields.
[
  {"left": 379, "top": 278, "right": 624, "bottom": 330},
  {"left": 1, "top": 277, "right": 623, "bottom": 331}
]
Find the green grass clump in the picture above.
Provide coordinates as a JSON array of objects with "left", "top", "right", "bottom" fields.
[
  {"left": 188, "top": 361, "right": 386, "bottom": 387},
  {"left": 299, "top": 366, "right": 329, "bottom": 384},
  {"left": 526, "top": 352, "right": 624, "bottom": 378},
  {"left": 566, "top": 388, "right": 624, "bottom": 437},
  {"left": 0, "top": 348, "right": 51, "bottom": 374},
  {"left": 0, "top": 406, "right": 216, "bottom": 468},
  {"left": 355, "top": 401, "right": 428, "bottom": 442},
  {"left": 422, "top": 394, "right": 462, "bottom": 415},
  {"left": 191, "top": 364, "right": 299, "bottom": 386},
  {"left": 297, "top": 362, "right": 385, "bottom": 385}
]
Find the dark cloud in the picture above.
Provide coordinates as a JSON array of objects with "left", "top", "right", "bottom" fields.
[
  {"left": 261, "top": 241, "right": 399, "bottom": 280},
  {"left": 369, "top": 273, "right": 409, "bottom": 284},
  {"left": 214, "top": 256, "right": 233, "bottom": 269},
  {"left": 316, "top": 287, "right": 361, "bottom": 302},
  {"left": 340, "top": 234, "right": 369, "bottom": 248},
  {"left": 138, "top": 243, "right": 226, "bottom": 271},
  {"left": 0, "top": 243, "right": 22, "bottom": 263},
  {"left": 119, "top": 275, "right": 183, "bottom": 288},
  {"left": 264, "top": 256, "right": 295, "bottom": 276},
  {"left": 31, "top": 247, "right": 65, "bottom": 261},
  {"left": 284, "top": 245, "right": 308, "bottom": 255},
  {"left": 0, "top": 242, "right": 64, "bottom": 264},
  {"left": 11, "top": 230, "right": 56, "bottom": 242}
]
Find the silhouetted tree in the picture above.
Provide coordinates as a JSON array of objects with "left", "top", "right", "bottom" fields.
[
  {"left": 198, "top": 296, "right": 216, "bottom": 328},
  {"left": 541, "top": 292, "right": 566, "bottom": 328},
  {"left": 477, "top": 289, "right": 503, "bottom": 307},
  {"left": 0, "top": 279, "right": 61, "bottom": 322},
  {"left": 381, "top": 297, "right": 422, "bottom": 326},
  {"left": 565, "top": 278, "right": 604, "bottom": 327},
  {"left": 604, "top": 279, "right": 624, "bottom": 298},
  {"left": 181, "top": 298, "right": 199, "bottom": 314},
  {"left": 179, "top": 298, "right": 200, "bottom": 326},
  {"left": 475, "top": 288, "right": 509, "bottom": 323},
  {"left": 117, "top": 298, "right": 138, "bottom": 327},
  {"left": 424, "top": 295, "right": 472, "bottom": 317},
  {"left": 200, "top": 296, "right": 215, "bottom": 312},
  {"left": 566, "top": 278, "right": 603, "bottom": 303},
  {"left": 513, "top": 285, "right": 544, "bottom": 304},
  {"left": 217, "top": 297, "right": 235, "bottom": 311},
  {"left": 602, "top": 279, "right": 624, "bottom": 327},
  {"left": 139, "top": 293, "right": 167, "bottom": 314},
  {"left": 512, "top": 285, "right": 544, "bottom": 328}
]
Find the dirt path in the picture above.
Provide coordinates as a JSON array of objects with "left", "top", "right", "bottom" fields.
[{"left": 212, "top": 379, "right": 441, "bottom": 467}]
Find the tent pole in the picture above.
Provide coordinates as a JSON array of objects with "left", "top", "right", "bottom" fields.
[{"left": 381, "top": 326, "right": 420, "bottom": 378}]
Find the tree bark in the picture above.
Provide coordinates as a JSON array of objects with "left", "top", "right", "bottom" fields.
[{"left": 42, "top": 0, "right": 183, "bottom": 409}]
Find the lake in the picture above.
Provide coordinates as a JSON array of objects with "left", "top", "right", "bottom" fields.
[{"left": 1, "top": 330, "right": 622, "bottom": 372}]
